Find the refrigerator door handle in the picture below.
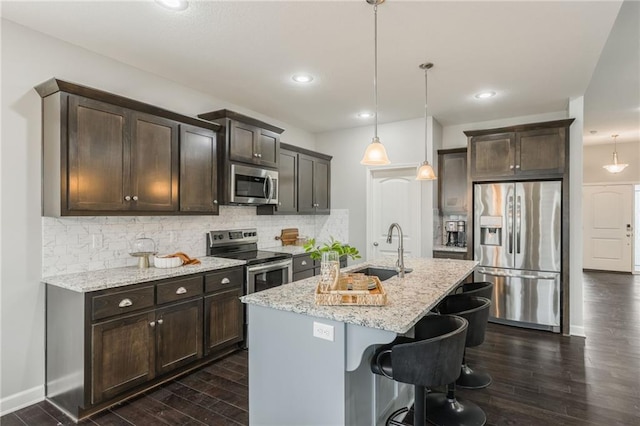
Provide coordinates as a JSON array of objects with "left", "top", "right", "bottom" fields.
[
  {"left": 516, "top": 195, "right": 522, "bottom": 254},
  {"left": 507, "top": 196, "right": 514, "bottom": 254},
  {"left": 477, "top": 268, "right": 556, "bottom": 281}
]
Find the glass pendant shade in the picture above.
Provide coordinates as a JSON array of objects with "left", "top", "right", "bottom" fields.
[
  {"left": 416, "top": 160, "right": 437, "bottom": 180},
  {"left": 361, "top": 136, "right": 390, "bottom": 165},
  {"left": 602, "top": 134, "right": 628, "bottom": 174},
  {"left": 603, "top": 152, "right": 628, "bottom": 173}
]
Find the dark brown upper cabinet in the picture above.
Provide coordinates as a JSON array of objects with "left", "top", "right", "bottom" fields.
[
  {"left": 35, "top": 78, "right": 220, "bottom": 216},
  {"left": 198, "top": 109, "right": 284, "bottom": 170},
  {"left": 257, "top": 143, "right": 332, "bottom": 215},
  {"left": 466, "top": 119, "right": 574, "bottom": 181},
  {"left": 438, "top": 148, "right": 468, "bottom": 214},
  {"left": 179, "top": 124, "right": 218, "bottom": 213}
]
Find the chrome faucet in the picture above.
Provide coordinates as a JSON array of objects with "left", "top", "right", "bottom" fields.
[{"left": 386, "top": 223, "right": 405, "bottom": 278}]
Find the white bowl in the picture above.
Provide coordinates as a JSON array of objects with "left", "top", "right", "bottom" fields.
[{"left": 154, "top": 255, "right": 183, "bottom": 269}]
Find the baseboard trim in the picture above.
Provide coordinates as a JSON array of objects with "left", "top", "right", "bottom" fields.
[
  {"left": 0, "top": 385, "right": 45, "bottom": 416},
  {"left": 570, "top": 325, "right": 586, "bottom": 337}
]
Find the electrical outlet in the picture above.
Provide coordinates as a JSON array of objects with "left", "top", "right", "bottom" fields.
[{"left": 313, "top": 321, "right": 334, "bottom": 342}]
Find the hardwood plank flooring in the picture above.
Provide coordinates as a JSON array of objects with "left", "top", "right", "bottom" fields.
[{"left": 2, "top": 271, "right": 639, "bottom": 425}]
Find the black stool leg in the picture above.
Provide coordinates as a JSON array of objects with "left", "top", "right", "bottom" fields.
[
  {"left": 426, "top": 382, "right": 486, "bottom": 426},
  {"left": 414, "top": 385, "right": 425, "bottom": 426},
  {"left": 456, "top": 349, "right": 492, "bottom": 389}
]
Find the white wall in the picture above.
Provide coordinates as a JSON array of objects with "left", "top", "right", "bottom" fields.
[
  {"left": 0, "top": 19, "right": 317, "bottom": 413},
  {"left": 583, "top": 140, "right": 640, "bottom": 184},
  {"left": 315, "top": 117, "right": 439, "bottom": 260}
]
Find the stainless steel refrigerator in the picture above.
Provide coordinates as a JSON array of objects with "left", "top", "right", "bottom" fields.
[{"left": 473, "top": 181, "right": 561, "bottom": 332}]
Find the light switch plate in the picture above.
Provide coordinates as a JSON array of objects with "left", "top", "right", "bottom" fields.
[{"left": 313, "top": 321, "right": 334, "bottom": 341}]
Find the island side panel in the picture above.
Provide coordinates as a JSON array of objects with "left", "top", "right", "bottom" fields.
[{"left": 248, "top": 305, "right": 347, "bottom": 426}]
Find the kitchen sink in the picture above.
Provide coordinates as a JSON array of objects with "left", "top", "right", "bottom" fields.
[{"left": 350, "top": 266, "right": 412, "bottom": 281}]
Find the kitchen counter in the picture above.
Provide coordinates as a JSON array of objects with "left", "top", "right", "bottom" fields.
[
  {"left": 241, "top": 256, "right": 477, "bottom": 334},
  {"left": 243, "top": 256, "right": 477, "bottom": 425},
  {"left": 433, "top": 244, "right": 468, "bottom": 253},
  {"left": 42, "top": 257, "right": 246, "bottom": 292}
]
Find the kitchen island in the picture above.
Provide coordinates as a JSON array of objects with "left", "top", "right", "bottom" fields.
[{"left": 240, "top": 256, "right": 477, "bottom": 426}]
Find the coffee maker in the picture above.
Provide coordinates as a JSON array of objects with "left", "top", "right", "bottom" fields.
[{"left": 445, "top": 220, "right": 466, "bottom": 247}]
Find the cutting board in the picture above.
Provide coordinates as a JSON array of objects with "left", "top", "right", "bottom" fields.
[{"left": 278, "top": 228, "right": 299, "bottom": 246}]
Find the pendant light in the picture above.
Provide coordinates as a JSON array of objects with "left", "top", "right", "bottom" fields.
[
  {"left": 602, "top": 134, "right": 629, "bottom": 174},
  {"left": 360, "top": 0, "right": 390, "bottom": 166},
  {"left": 415, "top": 62, "right": 437, "bottom": 180}
]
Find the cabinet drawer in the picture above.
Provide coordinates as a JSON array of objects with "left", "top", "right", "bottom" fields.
[
  {"left": 433, "top": 250, "right": 468, "bottom": 260},
  {"left": 156, "top": 276, "right": 203, "bottom": 305},
  {"left": 205, "top": 267, "right": 244, "bottom": 293},
  {"left": 293, "top": 254, "right": 315, "bottom": 273},
  {"left": 293, "top": 269, "right": 315, "bottom": 282},
  {"left": 92, "top": 286, "right": 155, "bottom": 321}
]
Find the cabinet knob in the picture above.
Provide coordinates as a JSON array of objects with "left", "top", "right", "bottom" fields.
[
  {"left": 213, "top": 200, "right": 218, "bottom": 204},
  {"left": 132, "top": 195, "right": 138, "bottom": 201},
  {"left": 509, "top": 165, "right": 514, "bottom": 170},
  {"left": 515, "top": 165, "right": 520, "bottom": 169},
  {"left": 278, "top": 202, "right": 282, "bottom": 206},
  {"left": 258, "top": 153, "right": 262, "bottom": 158},
  {"left": 119, "top": 298, "right": 133, "bottom": 308},
  {"left": 221, "top": 277, "right": 231, "bottom": 284},
  {"left": 254, "top": 153, "right": 259, "bottom": 157},
  {"left": 124, "top": 196, "right": 131, "bottom": 201},
  {"left": 149, "top": 321, "right": 156, "bottom": 327},
  {"left": 301, "top": 260, "right": 307, "bottom": 266},
  {"left": 175, "top": 286, "right": 187, "bottom": 295},
  {"left": 373, "top": 242, "right": 379, "bottom": 246},
  {"left": 157, "top": 319, "right": 164, "bottom": 325}
]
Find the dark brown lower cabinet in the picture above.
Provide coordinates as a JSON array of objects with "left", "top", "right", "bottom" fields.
[
  {"left": 91, "top": 311, "right": 156, "bottom": 404},
  {"left": 156, "top": 299, "right": 203, "bottom": 374},
  {"left": 46, "top": 268, "right": 244, "bottom": 421},
  {"left": 204, "top": 288, "right": 243, "bottom": 355}
]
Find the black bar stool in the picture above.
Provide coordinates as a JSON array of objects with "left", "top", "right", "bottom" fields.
[
  {"left": 370, "top": 315, "right": 468, "bottom": 426},
  {"left": 428, "top": 294, "right": 490, "bottom": 426},
  {"left": 453, "top": 281, "right": 493, "bottom": 389}
]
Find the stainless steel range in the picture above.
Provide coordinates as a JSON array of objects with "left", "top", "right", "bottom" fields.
[{"left": 206, "top": 228, "right": 293, "bottom": 295}]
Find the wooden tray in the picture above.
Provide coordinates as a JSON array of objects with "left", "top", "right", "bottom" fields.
[{"left": 315, "top": 275, "right": 387, "bottom": 306}]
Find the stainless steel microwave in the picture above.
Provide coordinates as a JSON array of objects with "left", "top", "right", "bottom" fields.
[{"left": 229, "top": 163, "right": 278, "bottom": 205}]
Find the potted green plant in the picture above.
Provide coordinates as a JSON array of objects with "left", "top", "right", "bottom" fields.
[{"left": 303, "top": 237, "right": 361, "bottom": 261}]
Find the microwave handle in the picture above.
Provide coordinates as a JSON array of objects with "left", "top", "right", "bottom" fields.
[{"left": 266, "top": 175, "right": 274, "bottom": 204}]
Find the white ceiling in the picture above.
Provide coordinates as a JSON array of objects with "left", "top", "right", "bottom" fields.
[{"left": 2, "top": 0, "right": 638, "bottom": 145}]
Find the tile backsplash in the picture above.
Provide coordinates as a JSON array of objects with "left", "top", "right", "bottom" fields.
[{"left": 42, "top": 207, "right": 349, "bottom": 277}]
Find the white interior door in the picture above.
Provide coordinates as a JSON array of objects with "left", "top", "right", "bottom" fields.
[
  {"left": 367, "top": 167, "right": 421, "bottom": 261},
  {"left": 583, "top": 184, "right": 634, "bottom": 272}
]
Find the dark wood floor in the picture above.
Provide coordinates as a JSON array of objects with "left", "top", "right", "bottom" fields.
[{"left": 3, "top": 271, "right": 639, "bottom": 425}]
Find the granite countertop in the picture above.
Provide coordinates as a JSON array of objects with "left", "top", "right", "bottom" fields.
[
  {"left": 240, "top": 257, "right": 478, "bottom": 334},
  {"left": 263, "top": 245, "right": 307, "bottom": 256},
  {"left": 433, "top": 244, "right": 468, "bottom": 253},
  {"left": 42, "top": 257, "right": 246, "bottom": 293}
]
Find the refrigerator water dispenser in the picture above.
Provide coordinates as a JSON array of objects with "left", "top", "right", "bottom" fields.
[{"left": 479, "top": 216, "right": 503, "bottom": 246}]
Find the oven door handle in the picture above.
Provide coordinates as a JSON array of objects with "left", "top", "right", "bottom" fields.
[{"left": 247, "top": 259, "right": 292, "bottom": 274}]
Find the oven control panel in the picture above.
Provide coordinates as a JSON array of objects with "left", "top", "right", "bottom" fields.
[{"left": 207, "top": 228, "right": 259, "bottom": 247}]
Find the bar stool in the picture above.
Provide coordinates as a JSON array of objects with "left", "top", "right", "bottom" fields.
[
  {"left": 454, "top": 281, "right": 493, "bottom": 389},
  {"left": 428, "top": 294, "right": 490, "bottom": 426},
  {"left": 370, "top": 315, "right": 468, "bottom": 426}
]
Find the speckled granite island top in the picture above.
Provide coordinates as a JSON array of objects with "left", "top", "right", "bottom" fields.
[
  {"left": 241, "top": 257, "right": 478, "bottom": 334},
  {"left": 42, "top": 257, "right": 246, "bottom": 292}
]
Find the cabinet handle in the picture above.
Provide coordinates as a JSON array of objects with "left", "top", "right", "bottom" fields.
[
  {"left": 149, "top": 321, "right": 156, "bottom": 327},
  {"left": 119, "top": 298, "right": 133, "bottom": 308},
  {"left": 515, "top": 165, "right": 520, "bottom": 169},
  {"left": 301, "top": 260, "right": 307, "bottom": 266},
  {"left": 175, "top": 287, "right": 187, "bottom": 295},
  {"left": 213, "top": 200, "right": 218, "bottom": 204},
  {"left": 132, "top": 195, "right": 138, "bottom": 201},
  {"left": 253, "top": 153, "right": 259, "bottom": 157},
  {"left": 258, "top": 153, "right": 262, "bottom": 158},
  {"left": 221, "top": 278, "right": 231, "bottom": 284},
  {"left": 157, "top": 319, "right": 164, "bottom": 325},
  {"left": 124, "top": 195, "right": 131, "bottom": 201},
  {"left": 509, "top": 165, "right": 514, "bottom": 170}
]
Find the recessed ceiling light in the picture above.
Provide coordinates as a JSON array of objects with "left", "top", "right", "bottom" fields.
[
  {"left": 357, "top": 112, "right": 374, "bottom": 119},
  {"left": 155, "top": 0, "right": 188, "bottom": 11},
  {"left": 292, "top": 74, "right": 314, "bottom": 84},
  {"left": 474, "top": 91, "right": 496, "bottom": 99}
]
